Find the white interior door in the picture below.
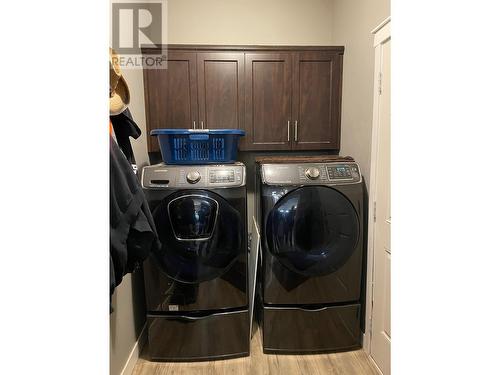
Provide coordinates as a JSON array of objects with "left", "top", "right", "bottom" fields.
[{"left": 370, "top": 19, "right": 391, "bottom": 375}]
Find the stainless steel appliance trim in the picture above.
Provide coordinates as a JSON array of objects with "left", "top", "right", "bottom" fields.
[
  {"left": 147, "top": 309, "right": 246, "bottom": 319},
  {"left": 263, "top": 305, "right": 357, "bottom": 311},
  {"left": 260, "top": 162, "right": 363, "bottom": 186},
  {"left": 142, "top": 163, "right": 247, "bottom": 189}
]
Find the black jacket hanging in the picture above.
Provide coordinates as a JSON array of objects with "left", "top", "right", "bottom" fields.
[
  {"left": 110, "top": 108, "right": 141, "bottom": 164},
  {"left": 110, "top": 135, "right": 158, "bottom": 298}
]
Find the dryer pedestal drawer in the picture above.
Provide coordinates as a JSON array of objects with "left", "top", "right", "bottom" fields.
[
  {"left": 147, "top": 309, "right": 250, "bottom": 361},
  {"left": 262, "top": 304, "right": 361, "bottom": 354}
]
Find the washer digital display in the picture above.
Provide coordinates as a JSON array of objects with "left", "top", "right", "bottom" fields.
[{"left": 209, "top": 170, "right": 235, "bottom": 183}]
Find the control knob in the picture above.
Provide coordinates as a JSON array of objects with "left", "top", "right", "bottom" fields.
[
  {"left": 186, "top": 171, "right": 201, "bottom": 184},
  {"left": 305, "top": 167, "right": 320, "bottom": 180}
]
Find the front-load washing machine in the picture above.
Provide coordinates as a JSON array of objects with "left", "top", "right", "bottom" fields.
[
  {"left": 256, "top": 158, "right": 365, "bottom": 354},
  {"left": 141, "top": 162, "right": 249, "bottom": 361}
]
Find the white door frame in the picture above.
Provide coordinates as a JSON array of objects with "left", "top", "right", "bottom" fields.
[{"left": 363, "top": 16, "right": 391, "bottom": 355}]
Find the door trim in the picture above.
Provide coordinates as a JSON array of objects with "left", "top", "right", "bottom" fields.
[
  {"left": 363, "top": 16, "right": 391, "bottom": 355},
  {"left": 372, "top": 17, "right": 391, "bottom": 46},
  {"left": 368, "top": 354, "right": 384, "bottom": 375}
]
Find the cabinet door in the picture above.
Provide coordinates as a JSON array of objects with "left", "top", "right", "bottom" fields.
[
  {"left": 143, "top": 51, "right": 198, "bottom": 152},
  {"left": 196, "top": 52, "right": 245, "bottom": 130},
  {"left": 242, "top": 53, "right": 293, "bottom": 151},
  {"left": 292, "top": 51, "right": 342, "bottom": 150}
]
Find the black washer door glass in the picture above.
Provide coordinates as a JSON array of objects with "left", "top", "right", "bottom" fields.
[
  {"left": 153, "top": 190, "right": 242, "bottom": 283},
  {"left": 266, "top": 186, "right": 359, "bottom": 276},
  {"left": 168, "top": 195, "right": 218, "bottom": 240}
]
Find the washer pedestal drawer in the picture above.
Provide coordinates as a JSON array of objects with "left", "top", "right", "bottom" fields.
[
  {"left": 262, "top": 303, "right": 361, "bottom": 354},
  {"left": 147, "top": 309, "right": 249, "bottom": 361}
]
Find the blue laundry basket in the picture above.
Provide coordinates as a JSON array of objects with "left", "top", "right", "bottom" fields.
[{"left": 151, "top": 129, "right": 245, "bottom": 164}]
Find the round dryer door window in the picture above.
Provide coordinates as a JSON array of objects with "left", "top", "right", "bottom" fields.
[
  {"left": 266, "top": 186, "right": 359, "bottom": 276},
  {"left": 152, "top": 190, "right": 243, "bottom": 283}
]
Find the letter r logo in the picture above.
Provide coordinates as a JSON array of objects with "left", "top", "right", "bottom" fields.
[{"left": 112, "top": 2, "right": 162, "bottom": 54}]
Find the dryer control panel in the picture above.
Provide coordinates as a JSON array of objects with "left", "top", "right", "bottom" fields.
[
  {"left": 261, "top": 162, "right": 361, "bottom": 186},
  {"left": 142, "top": 163, "right": 246, "bottom": 189}
]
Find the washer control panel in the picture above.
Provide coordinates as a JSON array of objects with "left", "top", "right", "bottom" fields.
[
  {"left": 186, "top": 171, "right": 202, "bottom": 184},
  {"left": 142, "top": 163, "right": 246, "bottom": 189},
  {"left": 305, "top": 167, "right": 321, "bottom": 180},
  {"left": 261, "top": 162, "right": 361, "bottom": 185},
  {"left": 327, "top": 165, "right": 355, "bottom": 179},
  {"left": 209, "top": 169, "right": 235, "bottom": 184}
]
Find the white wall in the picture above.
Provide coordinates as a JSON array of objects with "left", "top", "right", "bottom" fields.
[
  {"left": 109, "top": 271, "right": 146, "bottom": 375},
  {"left": 167, "top": 0, "right": 336, "bottom": 45},
  {"left": 331, "top": 0, "right": 390, "bottom": 188}
]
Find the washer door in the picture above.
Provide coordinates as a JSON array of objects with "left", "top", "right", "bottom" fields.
[
  {"left": 266, "top": 186, "right": 359, "bottom": 276},
  {"left": 152, "top": 190, "right": 242, "bottom": 283}
]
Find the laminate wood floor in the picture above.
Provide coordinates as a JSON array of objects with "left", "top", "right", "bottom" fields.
[{"left": 131, "top": 328, "right": 380, "bottom": 375}]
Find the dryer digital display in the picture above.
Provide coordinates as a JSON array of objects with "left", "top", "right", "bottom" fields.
[{"left": 327, "top": 165, "right": 352, "bottom": 179}]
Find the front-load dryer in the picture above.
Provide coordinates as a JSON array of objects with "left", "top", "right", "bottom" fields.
[
  {"left": 141, "top": 162, "right": 249, "bottom": 361},
  {"left": 257, "top": 158, "right": 365, "bottom": 354}
]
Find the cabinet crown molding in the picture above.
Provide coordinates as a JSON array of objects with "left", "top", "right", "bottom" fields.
[{"left": 141, "top": 44, "right": 345, "bottom": 54}]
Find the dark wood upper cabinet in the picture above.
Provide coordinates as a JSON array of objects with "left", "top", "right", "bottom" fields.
[
  {"left": 142, "top": 45, "right": 344, "bottom": 153},
  {"left": 196, "top": 52, "right": 245, "bottom": 130},
  {"left": 242, "top": 53, "right": 293, "bottom": 150},
  {"left": 292, "top": 51, "right": 342, "bottom": 150},
  {"left": 143, "top": 51, "right": 198, "bottom": 152}
]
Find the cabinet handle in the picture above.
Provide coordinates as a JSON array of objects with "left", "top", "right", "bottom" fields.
[
  {"left": 287, "top": 120, "right": 290, "bottom": 141},
  {"left": 294, "top": 120, "right": 298, "bottom": 141},
  {"left": 201, "top": 121, "right": 204, "bottom": 129},
  {"left": 193, "top": 121, "right": 196, "bottom": 129}
]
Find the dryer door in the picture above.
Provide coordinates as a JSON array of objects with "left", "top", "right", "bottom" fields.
[
  {"left": 152, "top": 190, "right": 243, "bottom": 283},
  {"left": 266, "top": 186, "right": 359, "bottom": 276}
]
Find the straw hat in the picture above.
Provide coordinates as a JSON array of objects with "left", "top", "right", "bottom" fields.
[{"left": 109, "top": 48, "right": 130, "bottom": 115}]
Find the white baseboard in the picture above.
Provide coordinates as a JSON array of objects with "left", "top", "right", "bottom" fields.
[{"left": 120, "top": 324, "right": 147, "bottom": 375}]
